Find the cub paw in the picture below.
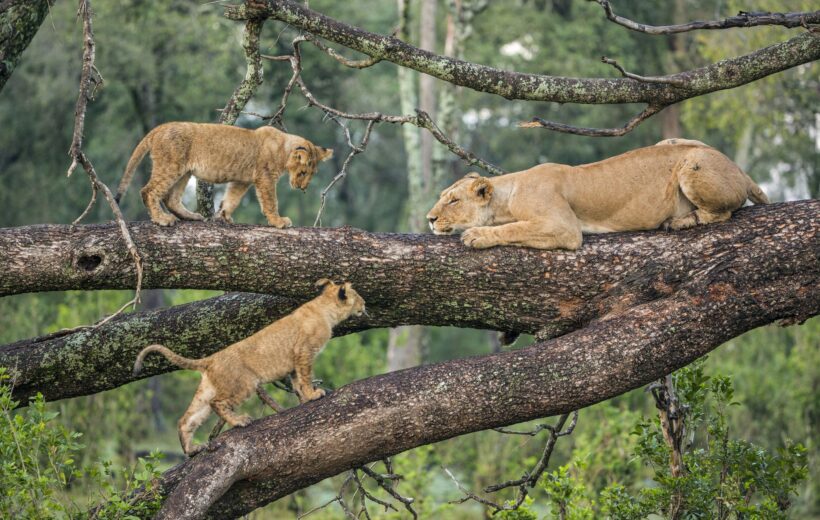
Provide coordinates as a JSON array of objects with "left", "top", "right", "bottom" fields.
[
  {"left": 186, "top": 444, "right": 205, "bottom": 457},
  {"left": 153, "top": 214, "right": 179, "bottom": 227},
  {"left": 235, "top": 415, "right": 253, "bottom": 428},
  {"left": 268, "top": 216, "right": 293, "bottom": 229},
  {"left": 461, "top": 227, "right": 495, "bottom": 249},
  {"left": 216, "top": 210, "right": 234, "bottom": 224}
]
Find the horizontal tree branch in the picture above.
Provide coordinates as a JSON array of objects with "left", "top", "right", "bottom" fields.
[
  {"left": 1, "top": 201, "right": 817, "bottom": 408},
  {"left": 591, "top": 0, "right": 820, "bottom": 35},
  {"left": 147, "top": 234, "right": 817, "bottom": 518},
  {"left": 225, "top": 0, "right": 820, "bottom": 106}
]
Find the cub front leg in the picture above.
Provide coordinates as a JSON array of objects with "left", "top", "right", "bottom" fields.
[{"left": 254, "top": 173, "right": 292, "bottom": 228}]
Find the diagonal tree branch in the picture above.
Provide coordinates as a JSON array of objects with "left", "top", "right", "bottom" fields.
[
  {"left": 224, "top": 0, "right": 820, "bottom": 107},
  {"left": 1, "top": 201, "right": 817, "bottom": 407},
  {"left": 143, "top": 244, "right": 817, "bottom": 518}
]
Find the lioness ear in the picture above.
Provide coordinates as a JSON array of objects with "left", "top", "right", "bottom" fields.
[
  {"left": 320, "top": 147, "right": 334, "bottom": 161},
  {"left": 472, "top": 178, "right": 493, "bottom": 201},
  {"left": 337, "top": 286, "right": 347, "bottom": 301}
]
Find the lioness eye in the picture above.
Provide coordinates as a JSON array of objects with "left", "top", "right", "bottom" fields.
[{"left": 448, "top": 199, "right": 459, "bottom": 205}]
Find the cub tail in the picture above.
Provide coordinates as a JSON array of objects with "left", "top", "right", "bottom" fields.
[
  {"left": 133, "top": 344, "right": 205, "bottom": 376},
  {"left": 115, "top": 133, "right": 153, "bottom": 204},
  {"left": 747, "top": 180, "right": 770, "bottom": 205}
]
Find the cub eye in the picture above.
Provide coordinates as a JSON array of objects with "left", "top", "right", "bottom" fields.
[{"left": 447, "top": 199, "right": 459, "bottom": 205}]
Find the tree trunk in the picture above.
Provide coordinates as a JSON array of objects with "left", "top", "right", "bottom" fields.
[{"left": 1, "top": 201, "right": 817, "bottom": 407}]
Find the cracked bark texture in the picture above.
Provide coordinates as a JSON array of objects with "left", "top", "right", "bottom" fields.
[
  {"left": 1, "top": 201, "right": 817, "bottom": 408},
  {"left": 225, "top": 0, "right": 820, "bottom": 106},
  {"left": 0, "top": 0, "right": 51, "bottom": 91},
  {"left": 143, "top": 208, "right": 817, "bottom": 517}
]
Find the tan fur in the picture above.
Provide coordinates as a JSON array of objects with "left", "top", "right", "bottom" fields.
[
  {"left": 426, "top": 139, "right": 769, "bottom": 250},
  {"left": 132, "top": 279, "right": 365, "bottom": 455},
  {"left": 116, "top": 122, "right": 333, "bottom": 227}
]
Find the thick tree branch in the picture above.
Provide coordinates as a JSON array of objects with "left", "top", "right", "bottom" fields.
[
  {"left": 591, "top": 0, "right": 820, "bottom": 35},
  {"left": 144, "top": 238, "right": 817, "bottom": 518},
  {"left": 225, "top": 0, "right": 820, "bottom": 106},
  {"left": 0, "top": 0, "right": 51, "bottom": 91},
  {"left": 1, "top": 201, "right": 817, "bottom": 407}
]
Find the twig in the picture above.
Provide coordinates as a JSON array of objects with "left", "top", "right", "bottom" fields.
[
  {"left": 601, "top": 57, "right": 688, "bottom": 87},
  {"left": 445, "top": 411, "right": 579, "bottom": 514},
  {"left": 519, "top": 104, "right": 663, "bottom": 137},
  {"left": 67, "top": 0, "right": 142, "bottom": 324},
  {"left": 589, "top": 0, "right": 820, "bottom": 34},
  {"left": 314, "top": 119, "right": 375, "bottom": 226},
  {"left": 297, "top": 472, "right": 357, "bottom": 519},
  {"left": 359, "top": 463, "right": 417, "bottom": 519},
  {"left": 303, "top": 32, "right": 381, "bottom": 69}
]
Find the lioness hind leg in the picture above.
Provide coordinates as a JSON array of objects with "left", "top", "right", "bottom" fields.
[{"left": 165, "top": 172, "right": 205, "bottom": 221}]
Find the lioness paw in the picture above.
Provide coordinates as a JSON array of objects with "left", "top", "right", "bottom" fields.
[{"left": 461, "top": 228, "right": 495, "bottom": 249}]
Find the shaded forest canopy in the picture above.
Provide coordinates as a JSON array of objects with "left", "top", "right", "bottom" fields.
[{"left": 0, "top": 0, "right": 817, "bottom": 518}]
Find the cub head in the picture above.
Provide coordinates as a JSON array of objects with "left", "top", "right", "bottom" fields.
[
  {"left": 315, "top": 278, "right": 367, "bottom": 318},
  {"left": 426, "top": 173, "right": 494, "bottom": 235},
  {"left": 286, "top": 141, "right": 333, "bottom": 191}
]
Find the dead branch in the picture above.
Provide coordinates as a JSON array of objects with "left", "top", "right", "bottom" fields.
[
  {"left": 66, "top": 0, "right": 143, "bottom": 325},
  {"left": 590, "top": 0, "right": 820, "bottom": 35},
  {"left": 519, "top": 105, "right": 663, "bottom": 137}
]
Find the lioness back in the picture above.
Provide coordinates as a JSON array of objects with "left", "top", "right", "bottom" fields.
[{"left": 427, "top": 140, "right": 768, "bottom": 250}]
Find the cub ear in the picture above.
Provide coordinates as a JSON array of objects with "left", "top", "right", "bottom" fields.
[
  {"left": 315, "top": 278, "right": 333, "bottom": 291},
  {"left": 290, "top": 147, "right": 309, "bottom": 165},
  {"left": 463, "top": 172, "right": 480, "bottom": 179},
  {"left": 471, "top": 178, "right": 493, "bottom": 201},
  {"left": 337, "top": 285, "right": 347, "bottom": 301},
  {"left": 319, "top": 147, "right": 334, "bottom": 161}
]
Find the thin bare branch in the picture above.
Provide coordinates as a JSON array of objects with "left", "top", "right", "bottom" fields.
[
  {"left": 519, "top": 104, "right": 663, "bottom": 137},
  {"left": 590, "top": 0, "right": 820, "bottom": 35},
  {"left": 303, "top": 33, "right": 382, "bottom": 69},
  {"left": 67, "top": 0, "right": 142, "bottom": 323},
  {"left": 601, "top": 56, "right": 688, "bottom": 87}
]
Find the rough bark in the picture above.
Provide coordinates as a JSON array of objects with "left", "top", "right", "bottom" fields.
[
  {"left": 148, "top": 223, "right": 817, "bottom": 518},
  {"left": 225, "top": 0, "right": 820, "bottom": 106},
  {"left": 1, "top": 201, "right": 817, "bottom": 407},
  {"left": 0, "top": 0, "right": 51, "bottom": 92}
]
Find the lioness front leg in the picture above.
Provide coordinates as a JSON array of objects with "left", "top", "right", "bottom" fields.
[
  {"left": 254, "top": 175, "right": 292, "bottom": 228},
  {"left": 462, "top": 220, "right": 582, "bottom": 250}
]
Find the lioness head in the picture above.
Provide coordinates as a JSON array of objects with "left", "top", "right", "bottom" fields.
[
  {"left": 315, "top": 278, "right": 367, "bottom": 318},
  {"left": 287, "top": 142, "right": 334, "bottom": 191},
  {"left": 426, "top": 173, "right": 494, "bottom": 235}
]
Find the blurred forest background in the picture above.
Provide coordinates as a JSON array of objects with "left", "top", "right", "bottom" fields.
[{"left": 0, "top": 0, "right": 817, "bottom": 518}]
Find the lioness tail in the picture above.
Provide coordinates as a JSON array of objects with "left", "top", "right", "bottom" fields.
[
  {"left": 133, "top": 344, "right": 205, "bottom": 376},
  {"left": 115, "top": 133, "right": 153, "bottom": 204}
]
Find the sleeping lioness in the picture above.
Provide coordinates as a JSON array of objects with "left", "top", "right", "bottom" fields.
[{"left": 426, "top": 139, "right": 769, "bottom": 250}]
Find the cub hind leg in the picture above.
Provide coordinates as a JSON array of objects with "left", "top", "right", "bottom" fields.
[
  {"left": 665, "top": 149, "right": 749, "bottom": 231},
  {"left": 141, "top": 166, "right": 183, "bottom": 226},
  {"left": 164, "top": 172, "right": 205, "bottom": 221},
  {"left": 178, "top": 380, "right": 216, "bottom": 456}
]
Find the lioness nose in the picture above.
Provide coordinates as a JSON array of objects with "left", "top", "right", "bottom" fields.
[{"left": 428, "top": 216, "right": 438, "bottom": 224}]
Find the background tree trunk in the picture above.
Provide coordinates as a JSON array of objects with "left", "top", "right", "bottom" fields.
[{"left": 0, "top": 0, "right": 51, "bottom": 91}]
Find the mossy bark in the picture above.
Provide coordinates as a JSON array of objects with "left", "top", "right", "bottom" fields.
[
  {"left": 0, "top": 0, "right": 51, "bottom": 92},
  {"left": 224, "top": 0, "right": 820, "bottom": 106},
  {"left": 1, "top": 201, "right": 818, "bottom": 408}
]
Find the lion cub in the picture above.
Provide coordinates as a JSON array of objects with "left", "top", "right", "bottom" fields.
[
  {"left": 427, "top": 139, "right": 769, "bottom": 250},
  {"left": 132, "top": 279, "right": 366, "bottom": 456},
  {"left": 115, "top": 122, "right": 333, "bottom": 228}
]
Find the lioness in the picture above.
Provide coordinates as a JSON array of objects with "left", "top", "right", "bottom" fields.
[
  {"left": 132, "top": 279, "right": 366, "bottom": 456},
  {"left": 427, "top": 139, "right": 769, "bottom": 250},
  {"left": 115, "top": 122, "right": 333, "bottom": 228}
]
